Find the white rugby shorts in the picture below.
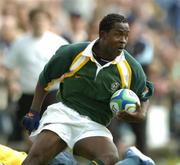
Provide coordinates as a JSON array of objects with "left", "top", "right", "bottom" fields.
[{"left": 30, "top": 102, "right": 113, "bottom": 149}]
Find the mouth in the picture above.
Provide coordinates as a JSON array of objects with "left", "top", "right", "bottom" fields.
[
  {"left": 118, "top": 43, "right": 126, "bottom": 48},
  {"left": 118, "top": 47, "right": 123, "bottom": 50},
  {"left": 115, "top": 48, "right": 123, "bottom": 55},
  {"left": 117, "top": 47, "right": 124, "bottom": 51}
]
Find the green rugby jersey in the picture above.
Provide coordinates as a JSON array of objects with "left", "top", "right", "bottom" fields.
[{"left": 39, "top": 40, "right": 154, "bottom": 126}]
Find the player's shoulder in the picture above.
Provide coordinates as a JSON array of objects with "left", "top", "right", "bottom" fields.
[
  {"left": 123, "top": 49, "right": 146, "bottom": 78},
  {"left": 123, "top": 49, "right": 142, "bottom": 68}
]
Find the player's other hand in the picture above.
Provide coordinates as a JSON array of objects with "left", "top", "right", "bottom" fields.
[
  {"left": 116, "top": 103, "right": 146, "bottom": 122},
  {"left": 22, "top": 110, "right": 40, "bottom": 133}
]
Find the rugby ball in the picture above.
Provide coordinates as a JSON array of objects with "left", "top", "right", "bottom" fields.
[{"left": 110, "top": 89, "right": 140, "bottom": 114}]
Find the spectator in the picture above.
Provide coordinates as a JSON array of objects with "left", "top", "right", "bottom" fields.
[
  {"left": 3, "top": 7, "right": 68, "bottom": 143},
  {"left": 63, "top": 12, "right": 88, "bottom": 43}
]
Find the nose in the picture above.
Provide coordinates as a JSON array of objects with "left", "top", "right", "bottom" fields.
[{"left": 120, "top": 35, "right": 127, "bottom": 43}]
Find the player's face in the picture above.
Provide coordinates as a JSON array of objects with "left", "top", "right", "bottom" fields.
[{"left": 100, "top": 22, "right": 129, "bottom": 60}]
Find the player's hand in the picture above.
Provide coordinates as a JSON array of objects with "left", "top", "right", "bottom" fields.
[
  {"left": 22, "top": 110, "right": 40, "bottom": 133},
  {"left": 116, "top": 103, "right": 145, "bottom": 122}
]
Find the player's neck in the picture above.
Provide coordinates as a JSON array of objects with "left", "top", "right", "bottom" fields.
[
  {"left": 93, "top": 40, "right": 119, "bottom": 61},
  {"left": 93, "top": 40, "right": 109, "bottom": 61}
]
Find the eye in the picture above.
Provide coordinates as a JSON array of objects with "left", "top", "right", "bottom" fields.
[
  {"left": 114, "top": 31, "right": 129, "bottom": 37},
  {"left": 124, "top": 32, "right": 129, "bottom": 37},
  {"left": 115, "top": 31, "right": 123, "bottom": 35}
]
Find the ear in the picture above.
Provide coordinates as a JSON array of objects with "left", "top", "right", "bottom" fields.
[{"left": 99, "top": 31, "right": 107, "bottom": 39}]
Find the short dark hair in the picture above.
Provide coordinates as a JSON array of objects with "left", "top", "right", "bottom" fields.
[
  {"left": 28, "top": 7, "right": 51, "bottom": 22},
  {"left": 99, "top": 13, "right": 128, "bottom": 32}
]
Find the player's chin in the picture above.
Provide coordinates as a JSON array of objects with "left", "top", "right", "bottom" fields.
[{"left": 116, "top": 48, "right": 124, "bottom": 54}]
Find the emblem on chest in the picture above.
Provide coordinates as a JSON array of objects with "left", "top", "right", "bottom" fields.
[{"left": 111, "top": 82, "right": 120, "bottom": 92}]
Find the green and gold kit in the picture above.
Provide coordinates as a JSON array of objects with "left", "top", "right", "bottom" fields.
[{"left": 39, "top": 40, "right": 154, "bottom": 126}]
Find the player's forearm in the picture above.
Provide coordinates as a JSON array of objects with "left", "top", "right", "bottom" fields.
[
  {"left": 141, "top": 100, "right": 149, "bottom": 116},
  {"left": 30, "top": 81, "right": 48, "bottom": 113}
]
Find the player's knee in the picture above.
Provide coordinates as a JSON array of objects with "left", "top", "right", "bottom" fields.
[
  {"left": 22, "top": 152, "right": 47, "bottom": 165},
  {"left": 108, "top": 154, "right": 119, "bottom": 165},
  {"left": 100, "top": 153, "right": 119, "bottom": 165}
]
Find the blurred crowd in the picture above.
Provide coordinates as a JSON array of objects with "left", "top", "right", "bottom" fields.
[{"left": 0, "top": 0, "right": 179, "bottom": 163}]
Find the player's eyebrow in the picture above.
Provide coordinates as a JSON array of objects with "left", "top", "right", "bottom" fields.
[
  {"left": 113, "top": 29, "right": 130, "bottom": 34},
  {"left": 116, "top": 29, "right": 130, "bottom": 32}
]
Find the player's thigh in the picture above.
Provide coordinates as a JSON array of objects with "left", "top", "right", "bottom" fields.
[
  {"left": 73, "top": 136, "right": 119, "bottom": 160},
  {"left": 28, "top": 130, "right": 67, "bottom": 160}
]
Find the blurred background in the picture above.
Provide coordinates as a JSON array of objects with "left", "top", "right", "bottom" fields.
[{"left": 0, "top": 0, "right": 179, "bottom": 164}]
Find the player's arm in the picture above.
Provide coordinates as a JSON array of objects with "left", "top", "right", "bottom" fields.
[
  {"left": 116, "top": 99, "right": 149, "bottom": 122},
  {"left": 30, "top": 81, "right": 48, "bottom": 113},
  {"left": 117, "top": 66, "right": 154, "bottom": 123}
]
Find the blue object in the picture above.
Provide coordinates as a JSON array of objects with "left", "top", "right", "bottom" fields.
[
  {"left": 22, "top": 110, "right": 40, "bottom": 132},
  {"left": 126, "top": 146, "right": 155, "bottom": 165},
  {"left": 49, "top": 152, "right": 78, "bottom": 165}
]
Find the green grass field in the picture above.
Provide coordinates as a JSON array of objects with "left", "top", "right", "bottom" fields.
[
  {"left": 155, "top": 157, "right": 180, "bottom": 165},
  {"left": 149, "top": 147, "right": 180, "bottom": 165}
]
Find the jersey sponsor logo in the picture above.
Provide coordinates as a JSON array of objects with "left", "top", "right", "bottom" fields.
[{"left": 111, "top": 82, "right": 120, "bottom": 92}]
